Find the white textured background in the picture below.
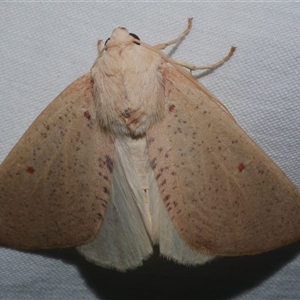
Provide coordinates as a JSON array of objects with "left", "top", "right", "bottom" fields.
[{"left": 1, "top": 2, "right": 300, "bottom": 299}]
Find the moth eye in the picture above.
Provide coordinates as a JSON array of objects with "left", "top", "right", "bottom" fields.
[
  {"left": 129, "top": 33, "right": 140, "bottom": 40},
  {"left": 129, "top": 33, "right": 140, "bottom": 45},
  {"left": 104, "top": 38, "right": 110, "bottom": 46}
]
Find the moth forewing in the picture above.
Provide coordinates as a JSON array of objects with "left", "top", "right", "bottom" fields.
[
  {"left": 0, "top": 74, "right": 115, "bottom": 249},
  {"left": 147, "top": 65, "right": 300, "bottom": 256}
]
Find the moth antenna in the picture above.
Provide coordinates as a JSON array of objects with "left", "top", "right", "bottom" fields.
[
  {"left": 153, "top": 18, "right": 193, "bottom": 50},
  {"left": 174, "top": 46, "right": 236, "bottom": 71},
  {"left": 97, "top": 40, "right": 104, "bottom": 55}
]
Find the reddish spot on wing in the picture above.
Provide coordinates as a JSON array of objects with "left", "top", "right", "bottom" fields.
[
  {"left": 26, "top": 166, "right": 35, "bottom": 174},
  {"left": 169, "top": 104, "right": 175, "bottom": 112},
  {"left": 84, "top": 111, "right": 91, "bottom": 120},
  {"left": 238, "top": 163, "right": 245, "bottom": 172}
]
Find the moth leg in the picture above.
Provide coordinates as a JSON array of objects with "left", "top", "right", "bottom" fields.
[
  {"left": 153, "top": 18, "right": 193, "bottom": 50},
  {"left": 173, "top": 46, "right": 236, "bottom": 72}
]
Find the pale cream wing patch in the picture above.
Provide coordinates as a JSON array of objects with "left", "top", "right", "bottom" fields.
[
  {"left": 0, "top": 74, "right": 115, "bottom": 249},
  {"left": 147, "top": 66, "right": 300, "bottom": 256},
  {"left": 148, "top": 165, "right": 214, "bottom": 265},
  {"left": 77, "top": 136, "right": 153, "bottom": 271}
]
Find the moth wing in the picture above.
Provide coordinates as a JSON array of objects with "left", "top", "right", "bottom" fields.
[
  {"left": 0, "top": 74, "right": 114, "bottom": 249},
  {"left": 77, "top": 137, "right": 153, "bottom": 271},
  {"left": 147, "top": 66, "right": 300, "bottom": 256}
]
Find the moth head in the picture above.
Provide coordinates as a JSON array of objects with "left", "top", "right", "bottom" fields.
[{"left": 105, "top": 27, "right": 140, "bottom": 49}]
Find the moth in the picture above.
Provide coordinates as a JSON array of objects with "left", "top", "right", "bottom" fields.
[{"left": 1, "top": 19, "right": 300, "bottom": 271}]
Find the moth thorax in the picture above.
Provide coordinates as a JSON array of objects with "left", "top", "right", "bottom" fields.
[
  {"left": 98, "top": 96, "right": 165, "bottom": 137},
  {"left": 92, "top": 45, "right": 166, "bottom": 136},
  {"left": 93, "top": 79, "right": 165, "bottom": 136}
]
